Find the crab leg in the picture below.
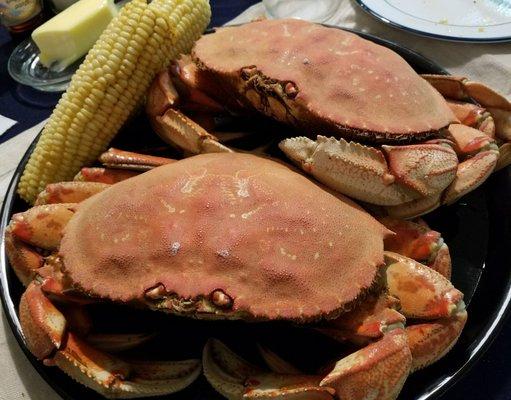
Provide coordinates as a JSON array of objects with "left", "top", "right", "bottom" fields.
[
  {"left": 98, "top": 148, "right": 176, "bottom": 171},
  {"left": 21, "top": 283, "right": 201, "bottom": 398},
  {"left": 384, "top": 252, "right": 467, "bottom": 371},
  {"left": 257, "top": 344, "right": 302, "bottom": 375},
  {"left": 147, "top": 69, "right": 232, "bottom": 154},
  {"left": 35, "top": 182, "right": 110, "bottom": 205},
  {"left": 205, "top": 293, "right": 412, "bottom": 400},
  {"left": 5, "top": 204, "right": 75, "bottom": 285},
  {"left": 318, "top": 292, "right": 405, "bottom": 345},
  {"left": 153, "top": 108, "right": 232, "bottom": 154},
  {"left": 75, "top": 167, "right": 141, "bottom": 184},
  {"left": 73, "top": 148, "right": 177, "bottom": 185},
  {"left": 203, "top": 339, "right": 335, "bottom": 400}
]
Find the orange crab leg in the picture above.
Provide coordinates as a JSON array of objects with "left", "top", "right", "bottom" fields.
[
  {"left": 75, "top": 167, "right": 141, "bottom": 184},
  {"left": 51, "top": 333, "right": 201, "bottom": 397},
  {"left": 98, "top": 148, "right": 176, "bottom": 171}
]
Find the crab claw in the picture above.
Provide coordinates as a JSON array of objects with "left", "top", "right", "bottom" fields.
[
  {"left": 445, "top": 100, "right": 495, "bottom": 138},
  {"left": 380, "top": 217, "right": 451, "bottom": 279},
  {"left": 424, "top": 74, "right": 511, "bottom": 169},
  {"left": 4, "top": 228, "right": 43, "bottom": 285},
  {"left": 146, "top": 65, "right": 233, "bottom": 155},
  {"left": 320, "top": 328, "right": 412, "bottom": 400},
  {"left": 443, "top": 149, "right": 499, "bottom": 205},
  {"left": 319, "top": 293, "right": 405, "bottom": 346},
  {"left": 203, "top": 339, "right": 335, "bottom": 399},
  {"left": 169, "top": 56, "right": 226, "bottom": 113},
  {"left": 384, "top": 252, "right": 467, "bottom": 370},
  {"left": 439, "top": 124, "right": 499, "bottom": 204},
  {"left": 20, "top": 283, "right": 66, "bottom": 359},
  {"left": 406, "top": 309, "right": 467, "bottom": 372},
  {"left": 279, "top": 136, "right": 458, "bottom": 207},
  {"left": 8, "top": 204, "right": 75, "bottom": 250}
]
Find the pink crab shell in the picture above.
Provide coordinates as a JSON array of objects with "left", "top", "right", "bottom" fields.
[
  {"left": 192, "top": 19, "right": 456, "bottom": 141},
  {"left": 59, "top": 153, "right": 389, "bottom": 321}
]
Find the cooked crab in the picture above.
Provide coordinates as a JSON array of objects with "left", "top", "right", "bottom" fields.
[
  {"left": 147, "top": 18, "right": 510, "bottom": 218},
  {"left": 5, "top": 151, "right": 466, "bottom": 399}
]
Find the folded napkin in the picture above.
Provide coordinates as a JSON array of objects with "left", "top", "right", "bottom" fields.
[{"left": 0, "top": 115, "right": 17, "bottom": 137}]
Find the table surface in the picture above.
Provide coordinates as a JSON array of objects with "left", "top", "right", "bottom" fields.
[{"left": 0, "top": 1, "right": 510, "bottom": 399}]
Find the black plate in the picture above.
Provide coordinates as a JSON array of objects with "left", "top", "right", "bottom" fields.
[{"left": 2, "top": 28, "right": 511, "bottom": 400}]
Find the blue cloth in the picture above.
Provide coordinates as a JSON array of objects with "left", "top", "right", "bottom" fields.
[{"left": 0, "top": 0, "right": 259, "bottom": 145}]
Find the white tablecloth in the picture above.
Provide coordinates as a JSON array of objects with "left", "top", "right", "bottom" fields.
[{"left": 1, "top": 1, "right": 510, "bottom": 398}]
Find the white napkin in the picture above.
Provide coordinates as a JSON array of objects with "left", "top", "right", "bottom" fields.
[{"left": 0, "top": 115, "right": 17, "bottom": 136}]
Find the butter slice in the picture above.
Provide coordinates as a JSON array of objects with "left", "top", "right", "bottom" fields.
[{"left": 32, "top": 0, "right": 118, "bottom": 70}]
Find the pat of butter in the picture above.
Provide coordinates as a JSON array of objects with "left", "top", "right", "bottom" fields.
[{"left": 32, "top": 0, "right": 118, "bottom": 70}]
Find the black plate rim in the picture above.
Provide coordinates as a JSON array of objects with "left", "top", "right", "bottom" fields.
[{"left": 1, "top": 26, "right": 510, "bottom": 400}]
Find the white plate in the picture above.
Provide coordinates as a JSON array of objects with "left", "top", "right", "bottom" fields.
[{"left": 356, "top": 0, "right": 511, "bottom": 42}]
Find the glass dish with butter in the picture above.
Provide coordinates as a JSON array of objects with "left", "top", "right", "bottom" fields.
[{"left": 8, "top": 0, "right": 120, "bottom": 92}]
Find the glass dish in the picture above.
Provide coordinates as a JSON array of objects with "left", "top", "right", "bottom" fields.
[{"left": 8, "top": 38, "right": 83, "bottom": 92}]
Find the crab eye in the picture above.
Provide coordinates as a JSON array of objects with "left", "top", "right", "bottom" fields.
[
  {"left": 284, "top": 82, "right": 298, "bottom": 98},
  {"left": 240, "top": 66, "right": 258, "bottom": 80},
  {"left": 210, "top": 289, "right": 233, "bottom": 309}
]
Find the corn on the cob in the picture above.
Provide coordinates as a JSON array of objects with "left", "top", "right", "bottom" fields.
[{"left": 18, "top": 0, "right": 210, "bottom": 204}]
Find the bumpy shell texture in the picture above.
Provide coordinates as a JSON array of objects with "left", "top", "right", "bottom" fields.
[
  {"left": 192, "top": 19, "right": 456, "bottom": 142},
  {"left": 60, "top": 153, "right": 388, "bottom": 321}
]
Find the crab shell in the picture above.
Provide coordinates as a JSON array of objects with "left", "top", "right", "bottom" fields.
[
  {"left": 191, "top": 19, "right": 457, "bottom": 142},
  {"left": 60, "top": 153, "right": 389, "bottom": 322}
]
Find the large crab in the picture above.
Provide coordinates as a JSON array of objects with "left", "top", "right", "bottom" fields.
[
  {"left": 147, "top": 18, "right": 511, "bottom": 219},
  {"left": 5, "top": 151, "right": 466, "bottom": 399}
]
